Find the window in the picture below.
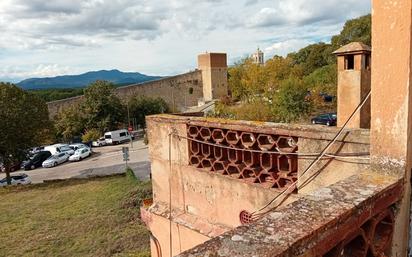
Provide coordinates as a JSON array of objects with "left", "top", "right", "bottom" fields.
[
  {"left": 345, "top": 55, "right": 355, "bottom": 70},
  {"left": 120, "top": 132, "right": 126, "bottom": 137},
  {"left": 105, "top": 134, "right": 111, "bottom": 139}
]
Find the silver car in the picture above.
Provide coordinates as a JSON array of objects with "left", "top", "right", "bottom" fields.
[
  {"left": 92, "top": 137, "right": 107, "bottom": 147},
  {"left": 0, "top": 173, "right": 31, "bottom": 187},
  {"left": 42, "top": 153, "right": 69, "bottom": 168}
]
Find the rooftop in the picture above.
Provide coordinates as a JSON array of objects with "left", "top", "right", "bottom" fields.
[{"left": 333, "top": 42, "right": 371, "bottom": 55}]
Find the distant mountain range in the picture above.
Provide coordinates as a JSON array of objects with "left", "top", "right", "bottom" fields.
[{"left": 17, "top": 69, "right": 163, "bottom": 90}]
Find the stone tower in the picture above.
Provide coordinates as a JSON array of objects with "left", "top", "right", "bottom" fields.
[
  {"left": 333, "top": 42, "right": 371, "bottom": 129},
  {"left": 252, "top": 48, "right": 264, "bottom": 65},
  {"left": 198, "top": 53, "right": 228, "bottom": 102}
]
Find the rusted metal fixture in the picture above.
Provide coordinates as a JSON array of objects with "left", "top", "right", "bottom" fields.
[
  {"left": 257, "top": 134, "right": 277, "bottom": 151},
  {"left": 201, "top": 144, "right": 213, "bottom": 158},
  {"left": 214, "top": 147, "right": 228, "bottom": 161},
  {"left": 188, "top": 126, "right": 200, "bottom": 138},
  {"left": 243, "top": 151, "right": 260, "bottom": 167},
  {"left": 239, "top": 210, "right": 253, "bottom": 225},
  {"left": 189, "top": 156, "right": 203, "bottom": 168},
  {"left": 228, "top": 148, "right": 242, "bottom": 164},
  {"left": 201, "top": 158, "right": 214, "bottom": 171},
  {"left": 260, "top": 153, "right": 277, "bottom": 171},
  {"left": 212, "top": 129, "right": 226, "bottom": 144},
  {"left": 213, "top": 160, "right": 229, "bottom": 174},
  {"left": 240, "top": 132, "right": 257, "bottom": 149},
  {"left": 276, "top": 136, "right": 298, "bottom": 153},
  {"left": 226, "top": 130, "right": 241, "bottom": 147},
  {"left": 189, "top": 141, "right": 201, "bottom": 155}
]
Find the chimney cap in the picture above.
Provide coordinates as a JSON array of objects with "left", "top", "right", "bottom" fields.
[{"left": 333, "top": 42, "right": 371, "bottom": 55}]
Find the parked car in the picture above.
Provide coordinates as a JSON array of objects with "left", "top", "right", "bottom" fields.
[
  {"left": 21, "top": 151, "right": 52, "bottom": 170},
  {"left": 92, "top": 137, "right": 107, "bottom": 147},
  {"left": 29, "top": 146, "right": 45, "bottom": 155},
  {"left": 319, "top": 93, "right": 335, "bottom": 103},
  {"left": 0, "top": 157, "right": 21, "bottom": 172},
  {"left": 104, "top": 129, "right": 132, "bottom": 145},
  {"left": 69, "top": 143, "right": 89, "bottom": 151},
  {"left": 44, "top": 144, "right": 75, "bottom": 156},
  {"left": 0, "top": 162, "right": 21, "bottom": 172},
  {"left": 0, "top": 173, "right": 31, "bottom": 186},
  {"left": 42, "top": 153, "right": 70, "bottom": 168},
  {"left": 69, "top": 148, "right": 91, "bottom": 162},
  {"left": 311, "top": 113, "right": 337, "bottom": 126}
]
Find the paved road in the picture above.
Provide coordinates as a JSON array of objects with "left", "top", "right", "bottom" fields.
[{"left": 0, "top": 140, "right": 150, "bottom": 183}]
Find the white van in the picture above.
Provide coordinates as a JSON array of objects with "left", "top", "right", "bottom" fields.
[
  {"left": 44, "top": 144, "right": 75, "bottom": 155},
  {"left": 104, "top": 129, "right": 131, "bottom": 145}
]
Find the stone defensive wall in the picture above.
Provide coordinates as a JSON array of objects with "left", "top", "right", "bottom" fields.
[{"left": 47, "top": 70, "right": 203, "bottom": 118}]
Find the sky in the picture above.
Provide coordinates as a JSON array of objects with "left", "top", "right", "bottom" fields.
[{"left": 0, "top": 0, "right": 371, "bottom": 82}]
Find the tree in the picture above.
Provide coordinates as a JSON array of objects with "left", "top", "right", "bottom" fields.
[
  {"left": 264, "top": 56, "right": 294, "bottom": 92},
  {"left": 228, "top": 58, "right": 268, "bottom": 102},
  {"left": 304, "top": 64, "right": 337, "bottom": 95},
  {"left": 288, "top": 43, "right": 335, "bottom": 75},
  {"left": 0, "top": 83, "right": 52, "bottom": 184},
  {"left": 82, "top": 80, "right": 125, "bottom": 133},
  {"left": 332, "top": 14, "right": 371, "bottom": 47},
  {"left": 272, "top": 78, "right": 312, "bottom": 123},
  {"left": 55, "top": 105, "right": 85, "bottom": 141},
  {"left": 128, "top": 96, "right": 169, "bottom": 128}
]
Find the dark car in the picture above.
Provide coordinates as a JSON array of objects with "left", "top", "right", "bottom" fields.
[
  {"left": 0, "top": 160, "right": 21, "bottom": 172},
  {"left": 0, "top": 162, "right": 21, "bottom": 173},
  {"left": 311, "top": 113, "right": 337, "bottom": 126},
  {"left": 21, "top": 151, "right": 52, "bottom": 170}
]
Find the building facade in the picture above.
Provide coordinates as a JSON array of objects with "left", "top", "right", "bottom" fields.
[{"left": 251, "top": 48, "right": 264, "bottom": 65}]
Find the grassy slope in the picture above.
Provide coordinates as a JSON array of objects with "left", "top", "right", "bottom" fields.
[{"left": 0, "top": 176, "right": 151, "bottom": 257}]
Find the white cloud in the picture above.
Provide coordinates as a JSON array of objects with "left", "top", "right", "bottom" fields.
[
  {"left": 264, "top": 39, "right": 314, "bottom": 57},
  {"left": 0, "top": 0, "right": 371, "bottom": 82},
  {"left": 0, "top": 64, "right": 74, "bottom": 82}
]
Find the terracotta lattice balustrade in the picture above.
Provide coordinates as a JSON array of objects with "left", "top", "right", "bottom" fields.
[{"left": 187, "top": 125, "right": 298, "bottom": 191}]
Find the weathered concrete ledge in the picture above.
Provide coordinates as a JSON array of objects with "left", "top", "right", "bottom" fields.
[
  {"left": 146, "top": 114, "right": 370, "bottom": 144},
  {"left": 142, "top": 202, "right": 230, "bottom": 238},
  {"left": 176, "top": 172, "right": 402, "bottom": 257}
]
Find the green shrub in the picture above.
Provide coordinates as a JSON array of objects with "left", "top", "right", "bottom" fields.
[{"left": 82, "top": 128, "right": 101, "bottom": 142}]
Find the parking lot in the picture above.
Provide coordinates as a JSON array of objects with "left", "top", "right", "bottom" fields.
[{"left": 0, "top": 139, "right": 150, "bottom": 184}]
